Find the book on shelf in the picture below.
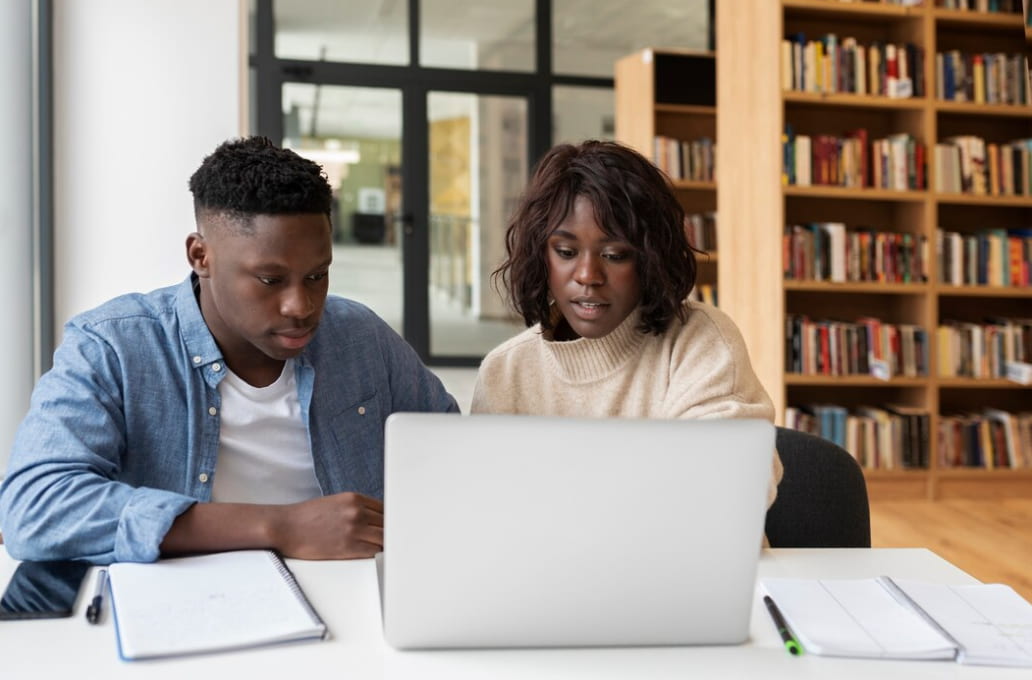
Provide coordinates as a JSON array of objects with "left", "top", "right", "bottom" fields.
[
  {"left": 939, "top": 409, "right": 1032, "bottom": 469},
  {"left": 107, "top": 550, "right": 328, "bottom": 660},
  {"left": 789, "top": 403, "right": 850, "bottom": 449},
  {"left": 937, "top": 317, "right": 1032, "bottom": 379},
  {"left": 786, "top": 403, "right": 930, "bottom": 470},
  {"left": 936, "top": 0, "right": 1024, "bottom": 13},
  {"left": 937, "top": 228, "right": 1032, "bottom": 286},
  {"left": 785, "top": 315, "right": 927, "bottom": 379},
  {"left": 884, "top": 403, "right": 931, "bottom": 468},
  {"left": 936, "top": 51, "right": 1030, "bottom": 106},
  {"left": 855, "top": 405, "right": 908, "bottom": 469},
  {"left": 873, "top": 133, "right": 925, "bottom": 190},
  {"left": 781, "top": 33, "right": 924, "bottom": 98},
  {"left": 934, "top": 136, "right": 1032, "bottom": 196},
  {"left": 1008, "top": 359, "right": 1032, "bottom": 383},
  {"left": 984, "top": 407, "right": 1027, "bottom": 467},
  {"left": 784, "top": 129, "right": 870, "bottom": 188},
  {"left": 785, "top": 223, "right": 928, "bottom": 283},
  {"left": 652, "top": 135, "right": 715, "bottom": 182},
  {"left": 783, "top": 126, "right": 925, "bottom": 190},
  {"left": 781, "top": 128, "right": 811, "bottom": 186},
  {"left": 685, "top": 211, "right": 718, "bottom": 252},
  {"left": 762, "top": 576, "right": 1032, "bottom": 667}
]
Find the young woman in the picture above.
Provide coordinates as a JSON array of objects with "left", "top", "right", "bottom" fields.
[{"left": 472, "top": 140, "right": 782, "bottom": 508}]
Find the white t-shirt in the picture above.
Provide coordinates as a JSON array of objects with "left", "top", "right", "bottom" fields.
[{"left": 211, "top": 359, "right": 322, "bottom": 504}]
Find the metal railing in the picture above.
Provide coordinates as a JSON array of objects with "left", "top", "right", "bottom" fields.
[{"left": 429, "top": 214, "right": 474, "bottom": 310}]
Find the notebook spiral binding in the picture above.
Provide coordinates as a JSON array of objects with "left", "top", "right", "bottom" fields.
[{"left": 268, "top": 552, "right": 330, "bottom": 639}]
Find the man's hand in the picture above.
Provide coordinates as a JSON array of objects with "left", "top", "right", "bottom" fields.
[
  {"left": 272, "top": 492, "right": 384, "bottom": 560},
  {"left": 160, "top": 492, "right": 384, "bottom": 560}
]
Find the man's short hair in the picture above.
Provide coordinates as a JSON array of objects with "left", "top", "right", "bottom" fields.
[{"left": 188, "top": 136, "right": 333, "bottom": 228}]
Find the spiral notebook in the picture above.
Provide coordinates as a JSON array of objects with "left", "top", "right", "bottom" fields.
[
  {"left": 761, "top": 576, "right": 1032, "bottom": 667},
  {"left": 108, "top": 550, "right": 327, "bottom": 660}
]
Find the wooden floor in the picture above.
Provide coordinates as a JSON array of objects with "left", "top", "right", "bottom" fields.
[{"left": 870, "top": 498, "right": 1032, "bottom": 602}]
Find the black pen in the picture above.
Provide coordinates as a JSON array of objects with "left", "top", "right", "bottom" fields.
[
  {"left": 763, "top": 595, "right": 803, "bottom": 655},
  {"left": 85, "top": 569, "right": 108, "bottom": 624}
]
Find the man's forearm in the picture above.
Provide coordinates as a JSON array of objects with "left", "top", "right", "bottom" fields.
[
  {"left": 160, "top": 502, "right": 284, "bottom": 556},
  {"left": 159, "top": 492, "right": 383, "bottom": 560}
]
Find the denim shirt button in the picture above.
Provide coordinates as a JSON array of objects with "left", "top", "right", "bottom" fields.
[
  {"left": 198, "top": 473, "right": 209, "bottom": 483},
  {"left": 212, "top": 363, "right": 222, "bottom": 372},
  {"left": 208, "top": 406, "right": 217, "bottom": 416},
  {"left": 192, "top": 356, "right": 202, "bottom": 364},
  {"left": 358, "top": 406, "right": 366, "bottom": 415}
]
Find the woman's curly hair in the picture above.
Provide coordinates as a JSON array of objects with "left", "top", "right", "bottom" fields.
[{"left": 494, "top": 140, "right": 697, "bottom": 335}]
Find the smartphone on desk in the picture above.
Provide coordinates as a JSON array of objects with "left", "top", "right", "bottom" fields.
[{"left": 0, "top": 559, "right": 91, "bottom": 620}]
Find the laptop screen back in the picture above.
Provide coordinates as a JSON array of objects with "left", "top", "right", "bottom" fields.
[{"left": 382, "top": 413, "right": 774, "bottom": 649}]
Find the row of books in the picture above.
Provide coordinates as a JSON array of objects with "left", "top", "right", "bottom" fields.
[
  {"left": 939, "top": 409, "right": 1032, "bottom": 470},
  {"left": 785, "top": 315, "right": 928, "bottom": 377},
  {"left": 687, "top": 283, "right": 717, "bottom": 307},
  {"left": 780, "top": 35, "right": 925, "bottom": 98},
  {"left": 937, "top": 317, "right": 1032, "bottom": 378},
  {"left": 933, "top": 136, "right": 1032, "bottom": 196},
  {"left": 685, "top": 211, "right": 717, "bottom": 252},
  {"left": 785, "top": 404, "right": 929, "bottom": 470},
  {"left": 782, "top": 127, "right": 926, "bottom": 190},
  {"left": 935, "top": 51, "right": 1029, "bottom": 105},
  {"left": 784, "top": 223, "right": 929, "bottom": 283},
  {"left": 936, "top": 228, "right": 1032, "bottom": 287},
  {"left": 652, "top": 135, "right": 714, "bottom": 182},
  {"left": 935, "top": 0, "right": 1024, "bottom": 12},
  {"left": 787, "top": 404, "right": 1032, "bottom": 471}
]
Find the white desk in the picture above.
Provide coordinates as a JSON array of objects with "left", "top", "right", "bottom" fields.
[{"left": 1, "top": 547, "right": 1027, "bottom": 678}]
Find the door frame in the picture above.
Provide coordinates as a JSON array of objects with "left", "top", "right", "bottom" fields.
[
  {"left": 251, "top": 1, "right": 549, "bottom": 367},
  {"left": 250, "top": 0, "right": 612, "bottom": 364}
]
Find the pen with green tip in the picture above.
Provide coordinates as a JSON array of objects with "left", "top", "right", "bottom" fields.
[{"left": 763, "top": 595, "right": 803, "bottom": 656}]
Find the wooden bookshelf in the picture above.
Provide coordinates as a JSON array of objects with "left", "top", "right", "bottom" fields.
[
  {"left": 783, "top": 0, "right": 919, "bottom": 18},
  {"left": 782, "top": 280, "right": 930, "bottom": 293},
  {"left": 784, "top": 90, "right": 927, "bottom": 109},
  {"left": 785, "top": 375, "right": 930, "bottom": 387},
  {"left": 717, "top": 0, "right": 1032, "bottom": 500},
  {"left": 1022, "top": 0, "right": 1030, "bottom": 114},
  {"left": 932, "top": 7, "right": 1026, "bottom": 29},
  {"left": 935, "top": 100, "right": 1032, "bottom": 116},
  {"left": 616, "top": 48, "right": 719, "bottom": 303},
  {"left": 934, "top": 284, "right": 1032, "bottom": 297}
]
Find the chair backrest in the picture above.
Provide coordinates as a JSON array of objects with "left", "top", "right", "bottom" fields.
[{"left": 765, "top": 427, "right": 871, "bottom": 548}]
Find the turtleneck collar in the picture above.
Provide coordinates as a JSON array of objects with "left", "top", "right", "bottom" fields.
[{"left": 539, "top": 307, "right": 646, "bottom": 383}]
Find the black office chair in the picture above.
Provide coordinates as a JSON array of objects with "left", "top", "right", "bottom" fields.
[{"left": 764, "top": 427, "right": 871, "bottom": 548}]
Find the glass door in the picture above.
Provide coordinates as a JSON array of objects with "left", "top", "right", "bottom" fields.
[
  {"left": 281, "top": 84, "right": 406, "bottom": 338},
  {"left": 426, "top": 91, "right": 527, "bottom": 358},
  {"left": 279, "top": 83, "right": 531, "bottom": 363},
  {"left": 256, "top": 0, "right": 555, "bottom": 364}
]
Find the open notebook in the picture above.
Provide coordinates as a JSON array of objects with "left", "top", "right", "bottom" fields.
[
  {"left": 761, "top": 576, "right": 1032, "bottom": 667},
  {"left": 108, "top": 550, "right": 327, "bottom": 660}
]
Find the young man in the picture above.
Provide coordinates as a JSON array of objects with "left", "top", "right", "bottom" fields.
[{"left": 0, "top": 136, "right": 458, "bottom": 564}]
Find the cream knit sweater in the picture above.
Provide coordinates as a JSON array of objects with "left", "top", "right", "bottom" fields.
[{"left": 472, "top": 301, "right": 783, "bottom": 508}]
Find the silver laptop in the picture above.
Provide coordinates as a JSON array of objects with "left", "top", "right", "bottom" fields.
[{"left": 379, "top": 413, "right": 774, "bottom": 650}]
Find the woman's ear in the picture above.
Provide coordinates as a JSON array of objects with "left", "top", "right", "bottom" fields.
[{"left": 185, "top": 232, "right": 211, "bottom": 278}]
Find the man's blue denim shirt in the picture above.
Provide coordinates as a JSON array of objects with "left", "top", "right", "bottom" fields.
[{"left": 0, "top": 275, "right": 458, "bottom": 564}]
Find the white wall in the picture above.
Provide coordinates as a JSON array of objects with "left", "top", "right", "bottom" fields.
[
  {"left": 0, "top": 0, "right": 34, "bottom": 467},
  {"left": 52, "top": 0, "right": 242, "bottom": 327}
]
